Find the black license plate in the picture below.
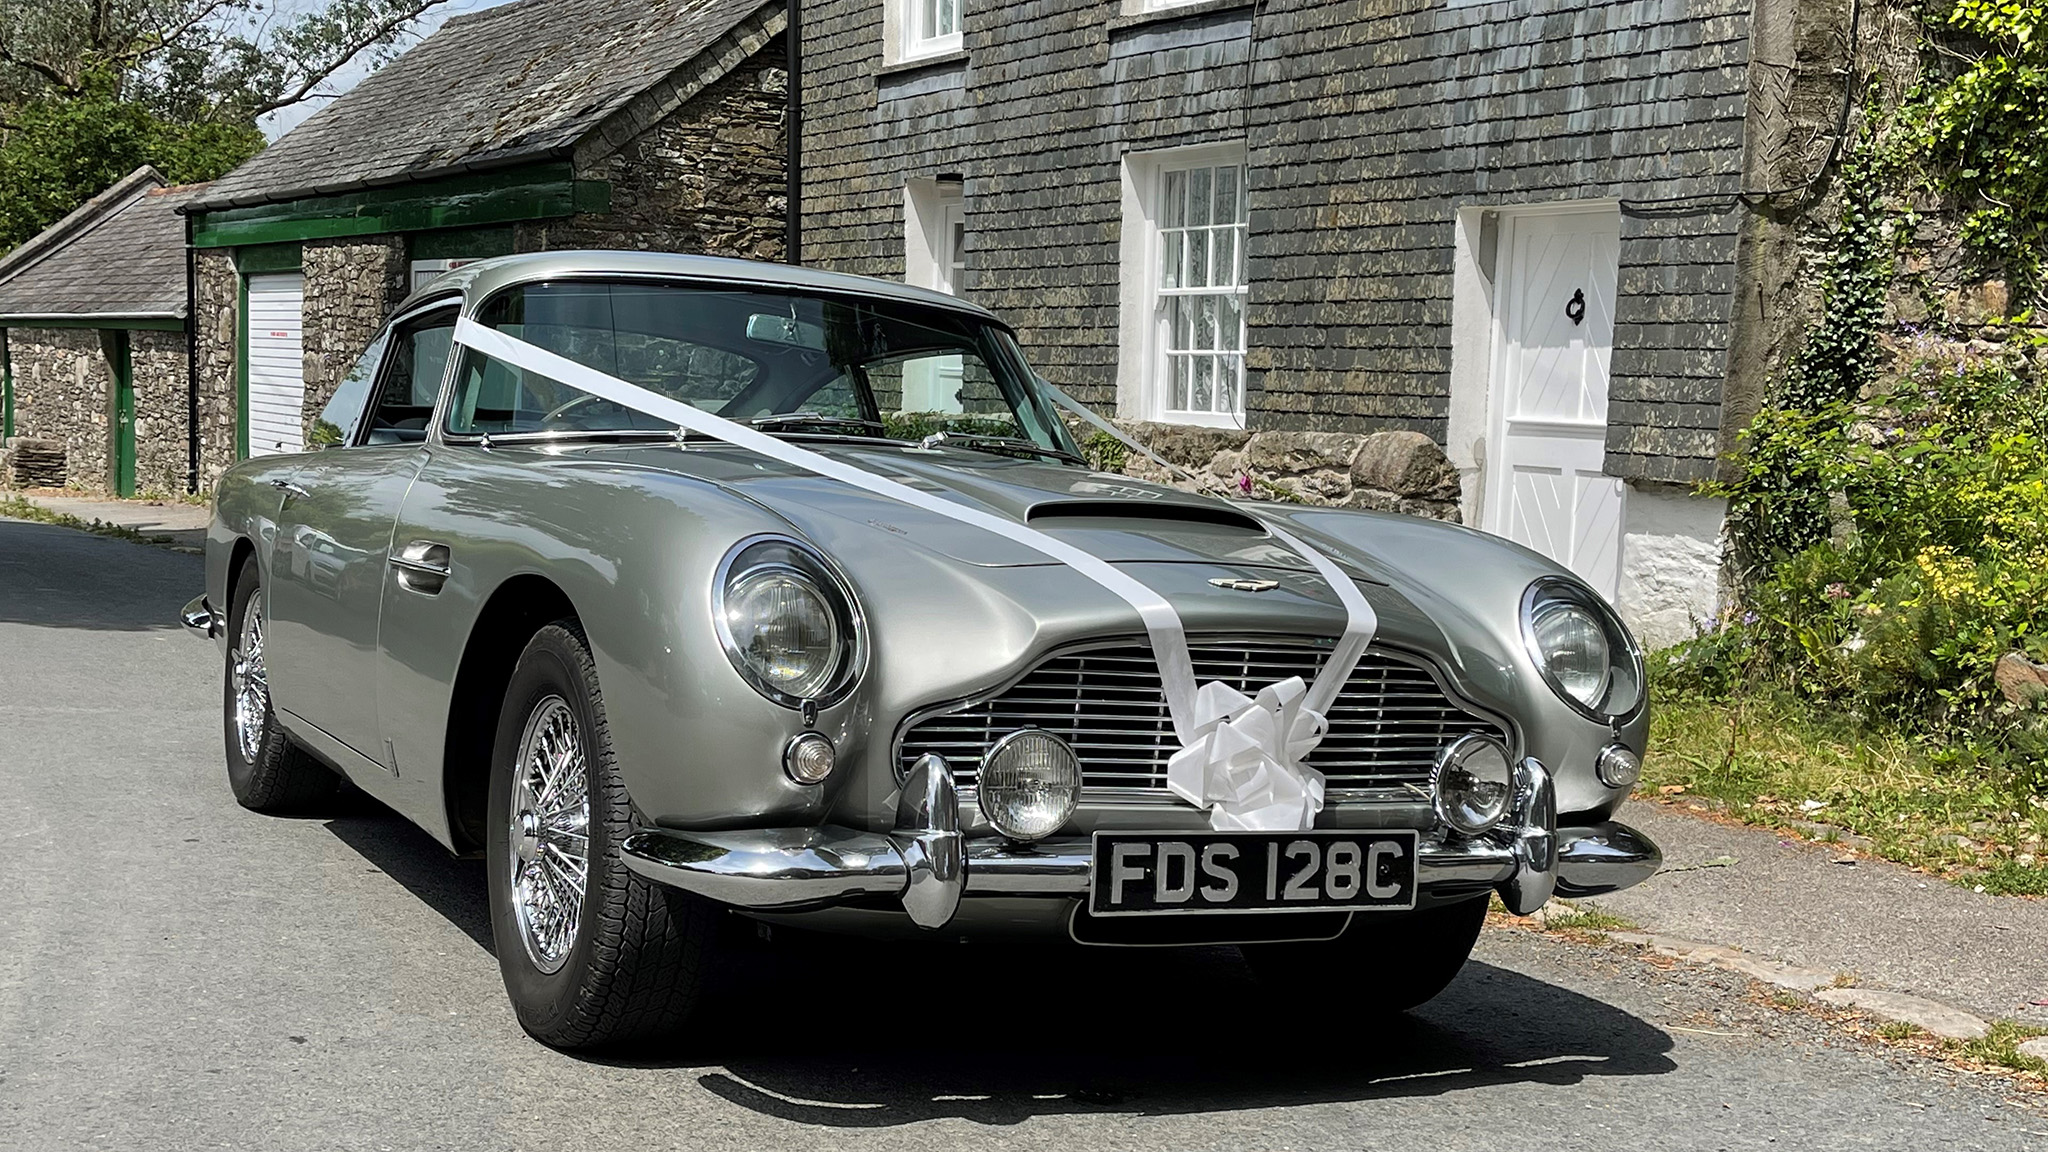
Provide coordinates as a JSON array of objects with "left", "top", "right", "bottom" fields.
[{"left": 1088, "top": 830, "right": 1419, "bottom": 917}]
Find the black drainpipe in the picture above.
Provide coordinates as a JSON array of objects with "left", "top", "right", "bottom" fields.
[
  {"left": 183, "top": 212, "right": 200, "bottom": 495},
  {"left": 785, "top": 0, "right": 801, "bottom": 265}
]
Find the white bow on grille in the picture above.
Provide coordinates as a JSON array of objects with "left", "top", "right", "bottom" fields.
[{"left": 1166, "top": 676, "right": 1330, "bottom": 831}]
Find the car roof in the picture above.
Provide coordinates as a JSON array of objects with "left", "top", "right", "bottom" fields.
[{"left": 395, "top": 250, "right": 1008, "bottom": 326}]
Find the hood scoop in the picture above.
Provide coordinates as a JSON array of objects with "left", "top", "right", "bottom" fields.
[{"left": 1024, "top": 499, "right": 1268, "bottom": 536}]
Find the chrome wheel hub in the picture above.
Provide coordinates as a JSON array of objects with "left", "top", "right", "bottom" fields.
[
  {"left": 230, "top": 604, "right": 269, "bottom": 763},
  {"left": 508, "top": 696, "right": 591, "bottom": 974}
]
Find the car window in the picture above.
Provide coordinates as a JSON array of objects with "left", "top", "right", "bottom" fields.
[
  {"left": 443, "top": 280, "right": 1076, "bottom": 456},
  {"left": 365, "top": 306, "right": 459, "bottom": 444},
  {"left": 309, "top": 329, "right": 391, "bottom": 448}
]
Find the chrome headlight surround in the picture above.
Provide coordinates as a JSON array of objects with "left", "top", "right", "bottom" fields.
[
  {"left": 1519, "top": 576, "right": 1644, "bottom": 723},
  {"left": 713, "top": 534, "right": 866, "bottom": 709}
]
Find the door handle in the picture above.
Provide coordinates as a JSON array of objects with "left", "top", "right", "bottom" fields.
[
  {"left": 268, "top": 478, "right": 310, "bottom": 501},
  {"left": 390, "top": 540, "right": 452, "bottom": 595}
]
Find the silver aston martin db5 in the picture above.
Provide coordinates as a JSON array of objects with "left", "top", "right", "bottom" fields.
[{"left": 182, "top": 251, "right": 1660, "bottom": 1049}]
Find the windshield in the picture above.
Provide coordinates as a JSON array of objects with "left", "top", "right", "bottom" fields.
[{"left": 444, "top": 279, "right": 1080, "bottom": 456}]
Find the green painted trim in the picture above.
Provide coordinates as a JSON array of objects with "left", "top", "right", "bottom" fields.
[
  {"left": 110, "top": 330, "right": 135, "bottom": 497},
  {"left": 235, "top": 274, "right": 250, "bottom": 460},
  {"left": 190, "top": 165, "right": 602, "bottom": 248},
  {"left": 0, "top": 316, "right": 185, "bottom": 332},
  {"left": 2, "top": 329, "right": 12, "bottom": 441},
  {"left": 234, "top": 242, "right": 304, "bottom": 274},
  {"left": 409, "top": 225, "right": 517, "bottom": 261}
]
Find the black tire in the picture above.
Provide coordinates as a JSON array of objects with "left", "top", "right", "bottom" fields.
[
  {"left": 223, "top": 554, "right": 340, "bottom": 813},
  {"left": 486, "top": 620, "right": 723, "bottom": 1050},
  {"left": 1241, "top": 894, "right": 1488, "bottom": 1014}
]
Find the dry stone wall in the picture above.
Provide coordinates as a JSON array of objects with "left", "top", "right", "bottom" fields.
[
  {"left": 301, "top": 239, "right": 409, "bottom": 425},
  {"left": 195, "top": 250, "right": 239, "bottom": 488},
  {"left": 4, "top": 329, "right": 111, "bottom": 490},
  {"left": 1082, "top": 419, "right": 1464, "bottom": 521},
  {"left": 130, "top": 328, "right": 189, "bottom": 495}
]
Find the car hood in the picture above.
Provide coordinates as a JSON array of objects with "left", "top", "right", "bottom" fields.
[{"left": 586, "top": 439, "right": 1378, "bottom": 578}]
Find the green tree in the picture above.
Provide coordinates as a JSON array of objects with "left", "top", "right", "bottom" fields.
[{"left": 0, "top": 0, "right": 448, "bottom": 246}]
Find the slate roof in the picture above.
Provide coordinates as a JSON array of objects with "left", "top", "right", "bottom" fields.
[
  {"left": 0, "top": 167, "right": 202, "bottom": 323},
  {"left": 189, "top": 0, "right": 776, "bottom": 211}
]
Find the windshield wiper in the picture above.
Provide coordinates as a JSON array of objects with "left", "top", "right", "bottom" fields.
[
  {"left": 748, "top": 412, "right": 888, "bottom": 437},
  {"left": 919, "top": 430, "right": 1088, "bottom": 466}
]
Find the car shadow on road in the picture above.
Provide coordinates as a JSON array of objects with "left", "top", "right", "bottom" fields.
[
  {"left": 0, "top": 519, "right": 201, "bottom": 632},
  {"left": 324, "top": 809, "right": 494, "bottom": 952},
  {"left": 635, "top": 934, "right": 1675, "bottom": 1125}
]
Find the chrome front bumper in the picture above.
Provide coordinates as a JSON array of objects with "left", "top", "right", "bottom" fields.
[
  {"left": 620, "top": 754, "right": 1662, "bottom": 932},
  {"left": 181, "top": 594, "right": 219, "bottom": 639}
]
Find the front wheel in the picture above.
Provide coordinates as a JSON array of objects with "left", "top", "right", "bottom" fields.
[
  {"left": 222, "top": 554, "right": 339, "bottom": 813},
  {"left": 1241, "top": 894, "right": 1488, "bottom": 1014},
  {"left": 485, "top": 620, "right": 723, "bottom": 1050}
]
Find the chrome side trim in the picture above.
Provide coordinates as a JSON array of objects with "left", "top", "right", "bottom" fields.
[{"left": 180, "top": 594, "right": 217, "bottom": 639}]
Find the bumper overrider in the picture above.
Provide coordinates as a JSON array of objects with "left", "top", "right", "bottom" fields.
[{"left": 620, "top": 754, "right": 1661, "bottom": 932}]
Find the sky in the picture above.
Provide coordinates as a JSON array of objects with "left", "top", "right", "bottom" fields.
[{"left": 257, "top": 0, "right": 521, "bottom": 139}]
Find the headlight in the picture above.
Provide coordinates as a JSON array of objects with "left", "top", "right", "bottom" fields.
[
  {"left": 978, "top": 729, "right": 1081, "bottom": 841},
  {"left": 714, "top": 536, "right": 864, "bottom": 707},
  {"left": 1520, "top": 577, "right": 1643, "bottom": 720},
  {"left": 1433, "top": 733, "right": 1514, "bottom": 836}
]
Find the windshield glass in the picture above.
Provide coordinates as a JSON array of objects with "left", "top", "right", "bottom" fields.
[{"left": 444, "top": 279, "right": 1079, "bottom": 455}]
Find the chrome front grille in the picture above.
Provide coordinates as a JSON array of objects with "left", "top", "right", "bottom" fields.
[{"left": 897, "top": 639, "right": 1509, "bottom": 794}]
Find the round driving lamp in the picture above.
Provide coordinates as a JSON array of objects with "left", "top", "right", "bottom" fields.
[
  {"left": 1433, "top": 734, "right": 1515, "bottom": 837},
  {"left": 784, "top": 732, "right": 837, "bottom": 785},
  {"left": 977, "top": 729, "right": 1081, "bottom": 841},
  {"left": 1596, "top": 743, "right": 1643, "bottom": 790}
]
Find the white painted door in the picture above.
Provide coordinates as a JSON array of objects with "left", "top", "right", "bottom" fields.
[
  {"left": 246, "top": 272, "right": 307, "bottom": 456},
  {"left": 1484, "top": 207, "right": 1625, "bottom": 599},
  {"left": 903, "top": 197, "right": 967, "bottom": 413}
]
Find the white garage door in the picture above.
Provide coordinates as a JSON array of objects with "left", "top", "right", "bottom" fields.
[
  {"left": 246, "top": 272, "right": 306, "bottom": 456},
  {"left": 1483, "top": 206, "right": 1626, "bottom": 600}
]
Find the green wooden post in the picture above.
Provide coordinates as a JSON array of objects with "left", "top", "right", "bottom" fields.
[
  {"left": 111, "top": 330, "right": 136, "bottom": 497},
  {"left": 236, "top": 273, "right": 250, "bottom": 460},
  {"left": 2, "top": 328, "right": 12, "bottom": 442}
]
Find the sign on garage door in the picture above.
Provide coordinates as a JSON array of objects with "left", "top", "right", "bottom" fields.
[{"left": 246, "top": 272, "right": 306, "bottom": 456}]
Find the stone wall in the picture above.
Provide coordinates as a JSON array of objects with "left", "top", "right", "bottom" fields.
[
  {"left": 523, "top": 38, "right": 788, "bottom": 259},
  {"left": 195, "top": 249, "right": 239, "bottom": 488},
  {"left": 131, "top": 328, "right": 189, "bottom": 495},
  {"left": 5, "top": 328, "right": 111, "bottom": 490},
  {"left": 1079, "top": 419, "right": 1464, "bottom": 521},
  {"left": 801, "top": 0, "right": 1755, "bottom": 484},
  {"left": 301, "top": 238, "right": 409, "bottom": 423}
]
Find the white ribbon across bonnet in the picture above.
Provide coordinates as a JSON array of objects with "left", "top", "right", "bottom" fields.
[{"left": 452, "top": 319, "right": 1378, "bottom": 831}]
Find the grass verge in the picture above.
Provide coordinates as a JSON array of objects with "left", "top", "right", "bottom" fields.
[
  {"left": 1646, "top": 688, "right": 2048, "bottom": 895},
  {"left": 0, "top": 494, "right": 177, "bottom": 547}
]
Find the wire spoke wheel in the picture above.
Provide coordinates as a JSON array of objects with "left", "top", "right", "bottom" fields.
[
  {"left": 508, "top": 695, "right": 591, "bottom": 974},
  {"left": 230, "top": 605, "right": 269, "bottom": 764}
]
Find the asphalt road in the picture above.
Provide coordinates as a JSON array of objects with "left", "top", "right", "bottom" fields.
[{"left": 3, "top": 517, "right": 2043, "bottom": 1151}]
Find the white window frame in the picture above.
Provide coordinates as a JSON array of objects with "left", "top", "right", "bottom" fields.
[
  {"left": 1121, "top": 0, "right": 1211, "bottom": 14},
  {"left": 1117, "top": 142, "right": 1250, "bottom": 428},
  {"left": 884, "top": 0, "right": 962, "bottom": 66}
]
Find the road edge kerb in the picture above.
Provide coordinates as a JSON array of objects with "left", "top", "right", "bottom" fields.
[
  {"left": 1607, "top": 930, "right": 1994, "bottom": 1039},
  {"left": 0, "top": 492, "right": 205, "bottom": 555}
]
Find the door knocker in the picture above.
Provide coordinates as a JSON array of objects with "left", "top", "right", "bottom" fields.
[{"left": 1565, "top": 289, "right": 1586, "bottom": 326}]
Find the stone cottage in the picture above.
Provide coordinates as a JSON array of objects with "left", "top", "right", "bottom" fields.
[
  {"left": 0, "top": 166, "right": 202, "bottom": 496},
  {"left": 181, "top": 0, "right": 791, "bottom": 482},
  {"left": 797, "top": 0, "right": 1849, "bottom": 646}
]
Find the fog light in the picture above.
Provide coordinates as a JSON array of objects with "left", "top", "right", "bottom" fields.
[
  {"left": 783, "top": 732, "right": 836, "bottom": 785},
  {"left": 977, "top": 729, "right": 1080, "bottom": 841},
  {"left": 1596, "top": 743, "right": 1642, "bottom": 789},
  {"left": 1433, "top": 734, "right": 1515, "bottom": 837}
]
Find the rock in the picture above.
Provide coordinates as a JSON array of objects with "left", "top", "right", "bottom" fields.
[
  {"left": 2018, "top": 1036, "right": 2048, "bottom": 1063},
  {"left": 1352, "top": 430, "right": 1459, "bottom": 498},
  {"left": 1812, "top": 988, "right": 1991, "bottom": 1040},
  {"left": 1243, "top": 430, "right": 1361, "bottom": 473},
  {"left": 1994, "top": 652, "right": 2048, "bottom": 705},
  {"left": 1119, "top": 421, "right": 1248, "bottom": 468}
]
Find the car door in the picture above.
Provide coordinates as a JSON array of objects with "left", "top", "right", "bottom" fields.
[{"left": 265, "top": 302, "right": 459, "bottom": 765}]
